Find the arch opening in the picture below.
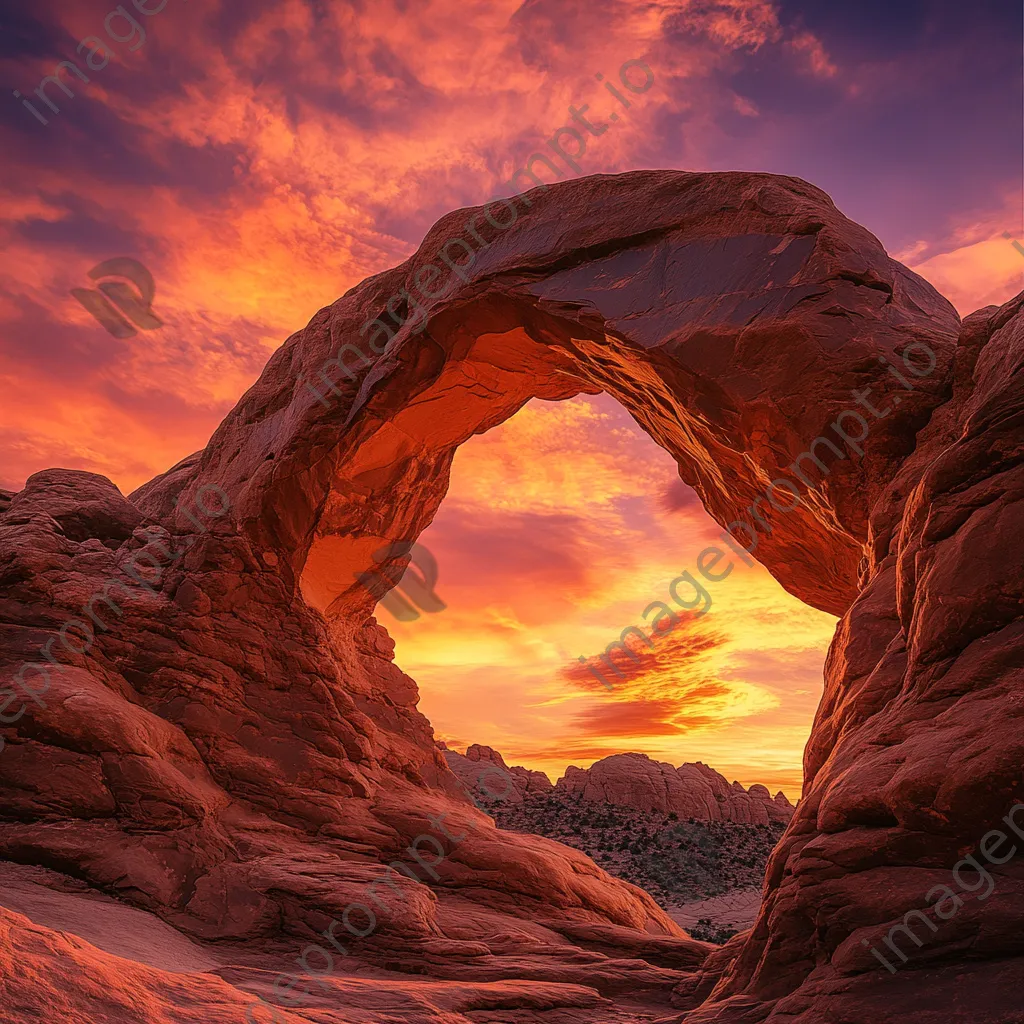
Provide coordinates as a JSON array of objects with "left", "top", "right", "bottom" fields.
[
  {"left": 361, "top": 385, "right": 842, "bottom": 939},
  {"left": 377, "top": 390, "right": 838, "bottom": 799}
]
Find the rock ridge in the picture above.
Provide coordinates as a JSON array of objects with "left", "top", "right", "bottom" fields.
[{"left": 442, "top": 745, "right": 794, "bottom": 824}]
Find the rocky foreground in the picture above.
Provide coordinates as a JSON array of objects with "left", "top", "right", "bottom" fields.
[{"left": 2, "top": 169, "right": 1022, "bottom": 1022}]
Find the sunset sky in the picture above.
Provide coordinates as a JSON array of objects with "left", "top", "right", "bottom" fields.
[
  {"left": 387, "top": 392, "right": 838, "bottom": 794},
  {"left": 1, "top": 0, "right": 1021, "bottom": 796}
]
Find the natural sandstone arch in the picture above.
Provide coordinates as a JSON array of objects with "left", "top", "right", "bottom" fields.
[
  {"left": 3, "top": 170, "right": 1022, "bottom": 1024},
  {"left": 134, "top": 170, "right": 957, "bottom": 621}
]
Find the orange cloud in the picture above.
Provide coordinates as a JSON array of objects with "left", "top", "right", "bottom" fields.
[
  {"left": 908, "top": 234, "right": 1024, "bottom": 317},
  {"left": 571, "top": 688, "right": 729, "bottom": 738},
  {"left": 561, "top": 617, "right": 727, "bottom": 691}
]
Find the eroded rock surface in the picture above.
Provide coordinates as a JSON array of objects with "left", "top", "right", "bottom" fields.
[
  {"left": 1, "top": 168, "right": 1019, "bottom": 1023},
  {"left": 442, "top": 743, "right": 555, "bottom": 802},
  {"left": 555, "top": 753, "right": 794, "bottom": 825},
  {"left": 683, "top": 284, "right": 1024, "bottom": 1024}
]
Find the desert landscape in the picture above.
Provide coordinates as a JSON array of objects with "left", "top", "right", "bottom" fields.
[
  {"left": 1, "top": 3, "right": 1022, "bottom": 1022},
  {"left": 2, "top": 165, "right": 1023, "bottom": 1023},
  {"left": 443, "top": 745, "right": 791, "bottom": 942}
]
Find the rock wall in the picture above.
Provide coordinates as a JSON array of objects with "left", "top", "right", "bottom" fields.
[{"left": 685, "top": 286, "right": 1024, "bottom": 1024}]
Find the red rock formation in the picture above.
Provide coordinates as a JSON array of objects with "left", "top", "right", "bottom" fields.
[
  {"left": 472, "top": 743, "right": 555, "bottom": 796},
  {"left": 442, "top": 743, "right": 519, "bottom": 802},
  {"left": 442, "top": 743, "right": 555, "bottom": 802},
  {"left": 681, "top": 285, "right": 1024, "bottom": 1024},
  {"left": 512, "top": 766, "right": 557, "bottom": 797},
  {"left": 443, "top": 742, "right": 791, "bottom": 822},
  {"left": 554, "top": 753, "right": 794, "bottom": 824},
  {"left": 2, "top": 168, "right": 1019, "bottom": 1023},
  {"left": 465, "top": 742, "right": 510, "bottom": 767}
]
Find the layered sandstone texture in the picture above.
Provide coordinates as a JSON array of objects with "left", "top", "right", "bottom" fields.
[{"left": 1, "top": 168, "right": 1020, "bottom": 1023}]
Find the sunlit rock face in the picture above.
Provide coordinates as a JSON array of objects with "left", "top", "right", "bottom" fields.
[
  {"left": 3, "top": 168, "right": 1020, "bottom": 1023},
  {"left": 555, "top": 752, "right": 794, "bottom": 824},
  {"left": 442, "top": 742, "right": 555, "bottom": 802},
  {"left": 691, "top": 291, "right": 1024, "bottom": 1024}
]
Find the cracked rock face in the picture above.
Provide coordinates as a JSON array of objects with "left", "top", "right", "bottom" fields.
[{"left": 2, "top": 169, "right": 1021, "bottom": 1023}]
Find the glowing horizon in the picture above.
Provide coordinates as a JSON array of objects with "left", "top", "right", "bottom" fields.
[{"left": 383, "top": 392, "right": 838, "bottom": 800}]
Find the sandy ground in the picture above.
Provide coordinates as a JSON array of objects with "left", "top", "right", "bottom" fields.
[{"left": 665, "top": 887, "right": 762, "bottom": 932}]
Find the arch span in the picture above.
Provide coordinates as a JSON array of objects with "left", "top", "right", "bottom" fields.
[{"left": 136, "top": 170, "right": 958, "bottom": 623}]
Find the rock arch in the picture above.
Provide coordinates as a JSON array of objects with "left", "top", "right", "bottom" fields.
[
  {"left": 134, "top": 170, "right": 957, "bottom": 624},
  {"left": 3, "top": 169, "right": 1023, "bottom": 1023}
]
